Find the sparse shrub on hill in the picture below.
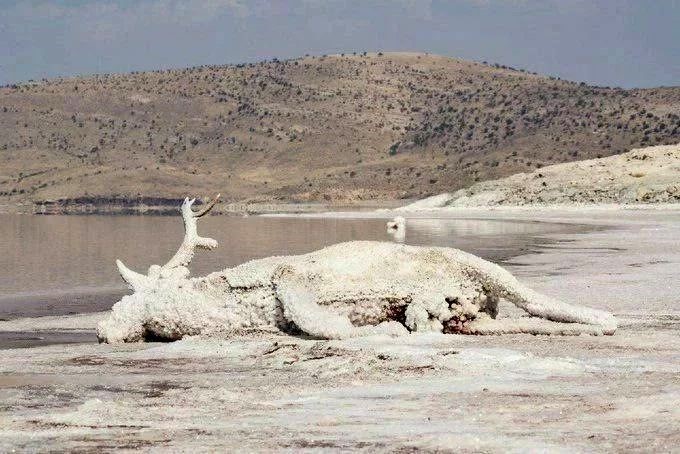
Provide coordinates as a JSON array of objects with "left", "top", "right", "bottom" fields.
[{"left": 0, "top": 53, "right": 678, "bottom": 206}]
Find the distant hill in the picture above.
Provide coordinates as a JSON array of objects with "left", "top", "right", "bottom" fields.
[
  {"left": 399, "top": 143, "right": 680, "bottom": 208},
  {"left": 1, "top": 52, "right": 679, "bottom": 211}
]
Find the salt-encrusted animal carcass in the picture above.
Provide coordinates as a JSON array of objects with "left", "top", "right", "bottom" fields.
[{"left": 97, "top": 196, "right": 617, "bottom": 343}]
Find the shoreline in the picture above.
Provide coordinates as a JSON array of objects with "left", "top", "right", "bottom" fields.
[
  {"left": 0, "top": 287, "right": 126, "bottom": 321},
  {"left": 2, "top": 198, "right": 679, "bottom": 216},
  {"left": 1, "top": 199, "right": 410, "bottom": 215}
]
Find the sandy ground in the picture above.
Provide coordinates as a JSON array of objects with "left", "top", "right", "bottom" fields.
[{"left": 0, "top": 207, "right": 679, "bottom": 452}]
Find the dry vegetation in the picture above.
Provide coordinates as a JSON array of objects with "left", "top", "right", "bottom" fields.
[{"left": 1, "top": 52, "right": 678, "bottom": 212}]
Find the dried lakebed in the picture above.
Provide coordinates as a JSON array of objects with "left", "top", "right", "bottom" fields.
[{"left": 0, "top": 208, "right": 678, "bottom": 451}]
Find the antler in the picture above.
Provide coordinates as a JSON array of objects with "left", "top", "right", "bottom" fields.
[
  {"left": 115, "top": 194, "right": 219, "bottom": 288},
  {"left": 192, "top": 195, "right": 219, "bottom": 218},
  {"left": 161, "top": 194, "right": 220, "bottom": 271},
  {"left": 116, "top": 259, "right": 150, "bottom": 292}
]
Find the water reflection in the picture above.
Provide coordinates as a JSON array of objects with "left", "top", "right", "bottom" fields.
[{"left": 0, "top": 215, "right": 582, "bottom": 318}]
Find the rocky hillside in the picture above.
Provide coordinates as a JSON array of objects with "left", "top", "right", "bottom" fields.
[
  {"left": 1, "top": 52, "right": 679, "bottom": 211},
  {"left": 399, "top": 143, "right": 680, "bottom": 208}
]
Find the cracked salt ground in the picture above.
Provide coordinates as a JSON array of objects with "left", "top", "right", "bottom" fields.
[{"left": 1, "top": 325, "right": 677, "bottom": 451}]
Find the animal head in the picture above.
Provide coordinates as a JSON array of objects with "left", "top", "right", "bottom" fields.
[
  {"left": 97, "top": 195, "right": 220, "bottom": 343},
  {"left": 115, "top": 194, "right": 220, "bottom": 293}
]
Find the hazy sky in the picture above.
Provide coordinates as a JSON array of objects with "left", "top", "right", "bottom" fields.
[{"left": 1, "top": 0, "right": 679, "bottom": 88}]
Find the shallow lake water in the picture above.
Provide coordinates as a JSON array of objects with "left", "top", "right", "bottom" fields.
[{"left": 0, "top": 214, "right": 586, "bottom": 319}]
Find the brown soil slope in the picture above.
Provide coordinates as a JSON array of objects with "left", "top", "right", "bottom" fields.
[{"left": 1, "top": 52, "right": 679, "bottom": 209}]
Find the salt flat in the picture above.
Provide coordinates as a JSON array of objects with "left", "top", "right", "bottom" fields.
[{"left": 0, "top": 208, "right": 678, "bottom": 452}]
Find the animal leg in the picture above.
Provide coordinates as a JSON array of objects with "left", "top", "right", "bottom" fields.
[
  {"left": 465, "top": 314, "right": 608, "bottom": 336},
  {"left": 404, "top": 303, "right": 445, "bottom": 332},
  {"left": 502, "top": 286, "right": 617, "bottom": 335},
  {"left": 454, "top": 251, "right": 617, "bottom": 335},
  {"left": 274, "top": 268, "right": 407, "bottom": 339}
]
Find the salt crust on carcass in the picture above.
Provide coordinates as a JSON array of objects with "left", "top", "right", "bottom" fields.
[{"left": 97, "top": 197, "right": 617, "bottom": 343}]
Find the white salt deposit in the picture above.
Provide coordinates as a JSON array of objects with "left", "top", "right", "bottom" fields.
[{"left": 97, "top": 197, "right": 616, "bottom": 343}]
